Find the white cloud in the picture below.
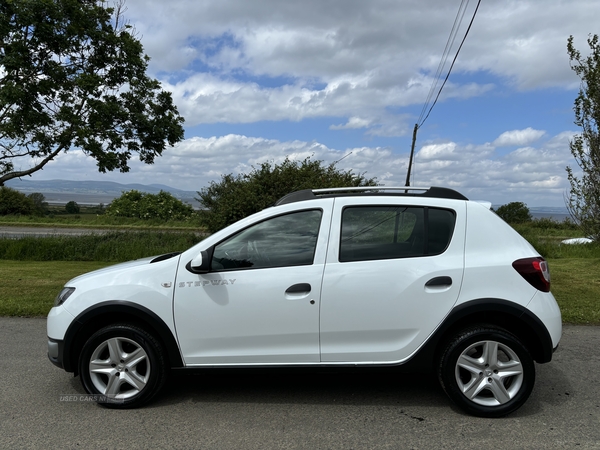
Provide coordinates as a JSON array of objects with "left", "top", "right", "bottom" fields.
[
  {"left": 493, "top": 128, "right": 546, "bottom": 147},
  {"left": 330, "top": 117, "right": 372, "bottom": 130},
  {"left": 417, "top": 142, "right": 495, "bottom": 161},
  {"left": 7, "top": 0, "right": 589, "bottom": 208},
  {"left": 119, "top": 0, "right": 591, "bottom": 135},
  {"left": 30, "top": 130, "right": 575, "bottom": 206},
  {"left": 129, "top": 0, "right": 591, "bottom": 88},
  {"left": 411, "top": 132, "right": 573, "bottom": 204}
]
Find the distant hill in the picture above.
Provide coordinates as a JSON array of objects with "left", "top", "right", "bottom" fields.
[{"left": 5, "top": 179, "right": 200, "bottom": 207}]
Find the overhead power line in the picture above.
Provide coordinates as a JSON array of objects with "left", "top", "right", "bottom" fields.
[
  {"left": 405, "top": 0, "right": 482, "bottom": 187},
  {"left": 417, "top": 0, "right": 471, "bottom": 127},
  {"left": 417, "top": 0, "right": 482, "bottom": 128}
]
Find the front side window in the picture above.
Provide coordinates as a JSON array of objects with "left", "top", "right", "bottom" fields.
[
  {"left": 340, "top": 206, "right": 455, "bottom": 262},
  {"left": 211, "top": 210, "right": 322, "bottom": 271}
]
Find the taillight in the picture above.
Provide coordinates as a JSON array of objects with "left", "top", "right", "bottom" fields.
[{"left": 512, "top": 257, "right": 551, "bottom": 292}]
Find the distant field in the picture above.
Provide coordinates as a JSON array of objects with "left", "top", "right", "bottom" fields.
[{"left": 0, "top": 205, "right": 203, "bottom": 230}]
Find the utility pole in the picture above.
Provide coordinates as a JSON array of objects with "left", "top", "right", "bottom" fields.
[{"left": 404, "top": 123, "right": 419, "bottom": 186}]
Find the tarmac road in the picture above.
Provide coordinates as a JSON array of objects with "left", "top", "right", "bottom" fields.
[
  {"left": 1, "top": 318, "right": 599, "bottom": 449},
  {"left": 0, "top": 226, "right": 206, "bottom": 239},
  {"left": 0, "top": 226, "right": 111, "bottom": 239}
]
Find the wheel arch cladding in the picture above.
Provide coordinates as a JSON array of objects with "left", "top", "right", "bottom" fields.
[
  {"left": 62, "top": 301, "right": 184, "bottom": 374},
  {"left": 408, "top": 298, "right": 554, "bottom": 372}
]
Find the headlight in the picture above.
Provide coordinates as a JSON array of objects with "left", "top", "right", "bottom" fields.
[{"left": 54, "top": 287, "right": 76, "bottom": 307}]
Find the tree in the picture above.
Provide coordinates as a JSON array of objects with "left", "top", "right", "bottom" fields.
[
  {"left": 494, "top": 202, "right": 532, "bottom": 224},
  {"left": 197, "top": 157, "right": 378, "bottom": 233},
  {"left": 65, "top": 200, "right": 80, "bottom": 214},
  {"left": 0, "top": 186, "right": 33, "bottom": 215},
  {"left": 105, "top": 190, "right": 195, "bottom": 221},
  {"left": 0, "top": 0, "right": 184, "bottom": 186},
  {"left": 566, "top": 35, "right": 600, "bottom": 240},
  {"left": 27, "top": 192, "right": 48, "bottom": 215}
]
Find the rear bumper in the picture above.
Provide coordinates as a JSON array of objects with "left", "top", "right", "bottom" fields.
[{"left": 526, "top": 290, "right": 562, "bottom": 351}]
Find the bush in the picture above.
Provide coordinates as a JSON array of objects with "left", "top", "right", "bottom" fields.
[
  {"left": 65, "top": 200, "right": 80, "bottom": 214},
  {"left": 494, "top": 202, "right": 532, "bottom": 224},
  {"left": 197, "top": 157, "right": 378, "bottom": 233},
  {"left": 0, "top": 186, "right": 34, "bottom": 215},
  {"left": 105, "top": 190, "right": 195, "bottom": 221}
]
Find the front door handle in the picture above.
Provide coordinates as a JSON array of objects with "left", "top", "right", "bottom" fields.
[
  {"left": 285, "top": 283, "right": 312, "bottom": 294},
  {"left": 425, "top": 276, "right": 452, "bottom": 287}
]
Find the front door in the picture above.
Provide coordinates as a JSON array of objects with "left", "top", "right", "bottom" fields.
[{"left": 174, "top": 207, "right": 331, "bottom": 365}]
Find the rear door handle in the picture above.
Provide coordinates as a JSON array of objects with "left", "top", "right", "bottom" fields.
[
  {"left": 285, "top": 283, "right": 312, "bottom": 294},
  {"left": 425, "top": 276, "right": 452, "bottom": 287}
]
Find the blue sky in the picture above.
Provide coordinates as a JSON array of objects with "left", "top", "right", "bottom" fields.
[{"left": 35, "top": 0, "right": 599, "bottom": 206}]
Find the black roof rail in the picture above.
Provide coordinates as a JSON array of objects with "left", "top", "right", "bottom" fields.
[{"left": 275, "top": 186, "right": 468, "bottom": 206}]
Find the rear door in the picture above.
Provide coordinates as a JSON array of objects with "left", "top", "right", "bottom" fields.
[{"left": 319, "top": 197, "right": 466, "bottom": 363}]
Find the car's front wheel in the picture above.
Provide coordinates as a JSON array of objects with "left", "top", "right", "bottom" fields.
[
  {"left": 438, "top": 326, "right": 535, "bottom": 417},
  {"left": 78, "top": 324, "right": 168, "bottom": 408}
]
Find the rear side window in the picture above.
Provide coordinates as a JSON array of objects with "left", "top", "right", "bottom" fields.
[{"left": 340, "top": 206, "right": 455, "bottom": 262}]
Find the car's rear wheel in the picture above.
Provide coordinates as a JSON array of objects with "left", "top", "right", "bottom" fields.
[
  {"left": 438, "top": 326, "right": 535, "bottom": 417},
  {"left": 78, "top": 324, "right": 168, "bottom": 408}
]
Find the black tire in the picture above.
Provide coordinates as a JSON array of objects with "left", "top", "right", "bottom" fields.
[
  {"left": 78, "top": 323, "right": 168, "bottom": 409},
  {"left": 438, "top": 325, "right": 535, "bottom": 418}
]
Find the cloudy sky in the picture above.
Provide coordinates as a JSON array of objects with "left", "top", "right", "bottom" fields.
[{"left": 37, "top": 0, "right": 600, "bottom": 206}]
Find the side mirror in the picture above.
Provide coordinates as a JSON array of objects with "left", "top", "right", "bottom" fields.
[{"left": 186, "top": 250, "right": 210, "bottom": 274}]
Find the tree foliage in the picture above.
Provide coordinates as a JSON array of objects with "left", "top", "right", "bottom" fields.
[
  {"left": 105, "top": 190, "right": 195, "bottom": 221},
  {"left": 65, "top": 200, "right": 80, "bottom": 214},
  {"left": 0, "top": 186, "right": 33, "bottom": 215},
  {"left": 196, "top": 157, "right": 378, "bottom": 233},
  {"left": 566, "top": 35, "right": 600, "bottom": 240},
  {"left": 27, "top": 192, "right": 48, "bottom": 215},
  {"left": 494, "top": 201, "right": 532, "bottom": 224},
  {"left": 0, "top": 0, "right": 184, "bottom": 186}
]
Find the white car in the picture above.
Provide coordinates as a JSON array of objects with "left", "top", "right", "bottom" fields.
[{"left": 47, "top": 186, "right": 562, "bottom": 417}]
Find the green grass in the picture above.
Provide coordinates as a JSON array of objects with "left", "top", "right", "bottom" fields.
[
  {"left": 2, "top": 257, "right": 596, "bottom": 322},
  {"left": 513, "top": 221, "right": 600, "bottom": 259},
  {"left": 0, "top": 231, "right": 202, "bottom": 261},
  {"left": 0, "top": 218, "right": 598, "bottom": 323},
  {"left": 0, "top": 261, "right": 112, "bottom": 316},
  {"left": 548, "top": 258, "right": 600, "bottom": 324}
]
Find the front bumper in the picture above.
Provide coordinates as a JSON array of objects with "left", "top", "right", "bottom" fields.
[{"left": 47, "top": 338, "right": 65, "bottom": 370}]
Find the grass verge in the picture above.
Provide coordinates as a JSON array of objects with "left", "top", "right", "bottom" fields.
[
  {"left": 0, "top": 261, "right": 112, "bottom": 316},
  {"left": 1, "top": 257, "right": 597, "bottom": 323},
  {"left": 548, "top": 258, "right": 600, "bottom": 324},
  {"left": 0, "top": 219, "right": 598, "bottom": 323},
  {"left": 0, "top": 231, "right": 202, "bottom": 261}
]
